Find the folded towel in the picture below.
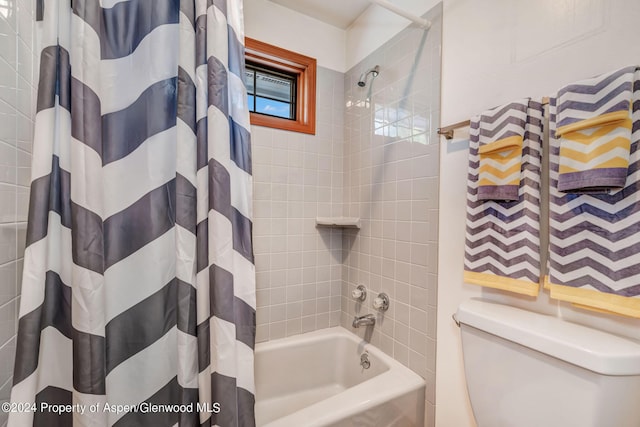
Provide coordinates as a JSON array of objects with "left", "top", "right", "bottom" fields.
[
  {"left": 464, "top": 99, "right": 544, "bottom": 296},
  {"left": 477, "top": 100, "right": 529, "bottom": 201},
  {"left": 556, "top": 66, "right": 636, "bottom": 193},
  {"left": 547, "top": 69, "right": 640, "bottom": 318}
]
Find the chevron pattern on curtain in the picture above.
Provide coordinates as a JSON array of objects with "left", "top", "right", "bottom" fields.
[{"left": 10, "top": 0, "right": 256, "bottom": 426}]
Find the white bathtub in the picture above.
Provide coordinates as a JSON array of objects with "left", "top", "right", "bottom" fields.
[{"left": 254, "top": 327, "right": 426, "bottom": 427}]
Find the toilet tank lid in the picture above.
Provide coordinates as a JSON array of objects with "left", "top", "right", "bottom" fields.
[{"left": 456, "top": 299, "right": 640, "bottom": 376}]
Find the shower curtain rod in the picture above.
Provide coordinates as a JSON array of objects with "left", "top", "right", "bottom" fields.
[{"left": 367, "top": 0, "right": 431, "bottom": 29}]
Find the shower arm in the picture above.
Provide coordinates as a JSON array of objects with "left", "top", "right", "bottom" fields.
[{"left": 366, "top": 0, "right": 431, "bottom": 30}]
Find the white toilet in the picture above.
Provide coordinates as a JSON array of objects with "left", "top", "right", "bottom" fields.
[{"left": 456, "top": 299, "right": 640, "bottom": 427}]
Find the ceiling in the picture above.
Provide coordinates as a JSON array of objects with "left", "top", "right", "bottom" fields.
[{"left": 268, "top": 0, "right": 372, "bottom": 29}]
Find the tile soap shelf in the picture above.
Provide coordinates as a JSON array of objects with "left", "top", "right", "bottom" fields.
[{"left": 315, "top": 217, "right": 361, "bottom": 229}]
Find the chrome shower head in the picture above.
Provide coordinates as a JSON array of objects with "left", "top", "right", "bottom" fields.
[{"left": 357, "top": 65, "right": 380, "bottom": 87}]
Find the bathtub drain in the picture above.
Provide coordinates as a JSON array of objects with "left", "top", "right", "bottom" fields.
[{"left": 360, "top": 351, "right": 370, "bottom": 369}]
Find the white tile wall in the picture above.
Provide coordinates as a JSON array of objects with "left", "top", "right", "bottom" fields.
[
  {"left": 0, "top": 0, "right": 36, "bottom": 424},
  {"left": 341, "top": 5, "right": 442, "bottom": 427},
  {"left": 253, "top": 66, "right": 345, "bottom": 342},
  {"left": 251, "top": 7, "right": 442, "bottom": 423}
]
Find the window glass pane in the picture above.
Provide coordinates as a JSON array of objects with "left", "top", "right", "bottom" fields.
[
  {"left": 255, "top": 71, "right": 293, "bottom": 103},
  {"left": 244, "top": 69, "right": 255, "bottom": 93},
  {"left": 255, "top": 97, "right": 291, "bottom": 119},
  {"left": 245, "top": 61, "right": 297, "bottom": 120}
]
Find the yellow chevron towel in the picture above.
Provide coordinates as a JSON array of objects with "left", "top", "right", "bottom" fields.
[
  {"left": 477, "top": 100, "right": 529, "bottom": 201},
  {"left": 556, "top": 66, "right": 635, "bottom": 193}
]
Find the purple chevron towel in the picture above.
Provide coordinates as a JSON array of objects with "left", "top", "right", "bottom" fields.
[
  {"left": 463, "top": 99, "right": 544, "bottom": 296},
  {"left": 555, "top": 66, "right": 635, "bottom": 194},
  {"left": 546, "top": 67, "right": 640, "bottom": 318}
]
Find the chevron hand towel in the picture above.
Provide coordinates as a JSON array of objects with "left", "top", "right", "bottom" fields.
[
  {"left": 556, "top": 66, "right": 636, "bottom": 193},
  {"left": 464, "top": 99, "right": 544, "bottom": 296},
  {"left": 476, "top": 100, "right": 529, "bottom": 201},
  {"left": 547, "top": 78, "right": 640, "bottom": 318}
]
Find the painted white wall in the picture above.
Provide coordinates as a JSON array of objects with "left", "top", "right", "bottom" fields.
[
  {"left": 243, "top": 0, "right": 346, "bottom": 72},
  {"left": 437, "top": 1, "right": 640, "bottom": 426},
  {"left": 345, "top": 0, "right": 440, "bottom": 70},
  {"left": 246, "top": 0, "right": 441, "bottom": 72}
]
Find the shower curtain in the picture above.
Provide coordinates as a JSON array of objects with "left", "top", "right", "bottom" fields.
[{"left": 9, "top": 0, "right": 255, "bottom": 426}]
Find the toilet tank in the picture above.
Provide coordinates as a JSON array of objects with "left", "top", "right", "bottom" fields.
[{"left": 456, "top": 299, "right": 640, "bottom": 427}]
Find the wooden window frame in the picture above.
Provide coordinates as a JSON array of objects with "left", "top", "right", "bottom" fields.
[{"left": 245, "top": 37, "right": 316, "bottom": 135}]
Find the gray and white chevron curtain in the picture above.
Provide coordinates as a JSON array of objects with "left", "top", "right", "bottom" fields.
[{"left": 10, "top": 0, "right": 256, "bottom": 426}]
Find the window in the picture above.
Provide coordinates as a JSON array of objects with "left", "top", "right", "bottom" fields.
[
  {"left": 245, "top": 64, "right": 297, "bottom": 120},
  {"left": 244, "top": 37, "right": 316, "bottom": 135}
]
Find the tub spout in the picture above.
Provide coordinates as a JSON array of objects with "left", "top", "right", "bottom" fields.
[{"left": 352, "top": 314, "right": 376, "bottom": 328}]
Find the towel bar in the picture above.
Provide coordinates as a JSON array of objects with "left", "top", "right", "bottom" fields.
[{"left": 439, "top": 96, "right": 550, "bottom": 140}]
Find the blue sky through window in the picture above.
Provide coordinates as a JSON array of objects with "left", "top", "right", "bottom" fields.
[{"left": 255, "top": 97, "right": 291, "bottom": 119}]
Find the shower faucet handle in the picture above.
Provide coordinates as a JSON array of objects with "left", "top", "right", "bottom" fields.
[
  {"left": 352, "top": 285, "right": 367, "bottom": 301},
  {"left": 374, "top": 293, "right": 390, "bottom": 311}
]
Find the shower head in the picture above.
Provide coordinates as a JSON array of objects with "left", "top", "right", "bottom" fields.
[{"left": 357, "top": 65, "right": 380, "bottom": 87}]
